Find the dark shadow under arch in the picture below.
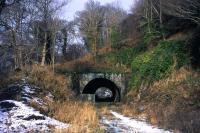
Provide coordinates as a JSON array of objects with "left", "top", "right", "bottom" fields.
[{"left": 82, "top": 78, "right": 121, "bottom": 102}]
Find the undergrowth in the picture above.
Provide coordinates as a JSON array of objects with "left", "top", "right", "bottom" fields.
[
  {"left": 0, "top": 65, "right": 100, "bottom": 132},
  {"left": 103, "top": 42, "right": 147, "bottom": 67},
  {"left": 124, "top": 68, "right": 200, "bottom": 132},
  {"left": 131, "top": 40, "right": 189, "bottom": 89},
  {"left": 23, "top": 65, "right": 99, "bottom": 132}
]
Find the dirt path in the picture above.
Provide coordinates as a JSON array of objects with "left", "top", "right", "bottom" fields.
[{"left": 98, "top": 106, "right": 173, "bottom": 133}]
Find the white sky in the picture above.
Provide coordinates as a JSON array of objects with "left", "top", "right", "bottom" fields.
[{"left": 60, "top": 0, "right": 134, "bottom": 21}]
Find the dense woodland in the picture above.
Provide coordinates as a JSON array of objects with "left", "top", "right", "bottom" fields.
[{"left": 0, "top": 0, "right": 200, "bottom": 132}]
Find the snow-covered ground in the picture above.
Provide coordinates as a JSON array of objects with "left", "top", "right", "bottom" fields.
[
  {"left": 1, "top": 80, "right": 174, "bottom": 133},
  {"left": 0, "top": 81, "right": 69, "bottom": 133},
  {"left": 101, "top": 111, "right": 173, "bottom": 133},
  {"left": 0, "top": 100, "right": 69, "bottom": 133}
]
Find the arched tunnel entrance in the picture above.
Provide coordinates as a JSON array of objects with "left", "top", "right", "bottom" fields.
[{"left": 82, "top": 78, "right": 121, "bottom": 102}]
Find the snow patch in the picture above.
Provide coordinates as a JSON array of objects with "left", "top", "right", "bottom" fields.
[
  {"left": 21, "top": 84, "right": 47, "bottom": 106},
  {"left": 101, "top": 111, "right": 173, "bottom": 133},
  {"left": 0, "top": 100, "right": 69, "bottom": 132},
  {"left": 23, "top": 85, "right": 35, "bottom": 94}
]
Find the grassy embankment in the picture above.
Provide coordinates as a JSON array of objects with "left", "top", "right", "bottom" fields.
[
  {"left": 0, "top": 65, "right": 100, "bottom": 133},
  {"left": 97, "top": 32, "right": 200, "bottom": 132}
]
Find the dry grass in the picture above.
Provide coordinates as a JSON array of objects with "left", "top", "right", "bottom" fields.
[
  {"left": 145, "top": 68, "right": 200, "bottom": 133},
  {"left": 122, "top": 68, "right": 200, "bottom": 132},
  {"left": 0, "top": 71, "right": 23, "bottom": 89},
  {"left": 121, "top": 104, "right": 139, "bottom": 117},
  {"left": 0, "top": 70, "right": 26, "bottom": 101},
  {"left": 126, "top": 68, "right": 192, "bottom": 103},
  {"left": 55, "top": 52, "right": 94, "bottom": 72},
  {"left": 0, "top": 66, "right": 96, "bottom": 133},
  {"left": 22, "top": 65, "right": 99, "bottom": 132},
  {"left": 151, "top": 67, "right": 191, "bottom": 91},
  {"left": 24, "top": 64, "right": 72, "bottom": 100},
  {"left": 56, "top": 55, "right": 127, "bottom": 74},
  {"left": 98, "top": 45, "right": 112, "bottom": 55},
  {"left": 99, "top": 106, "right": 110, "bottom": 116},
  {"left": 168, "top": 31, "right": 192, "bottom": 41},
  {"left": 51, "top": 101, "right": 98, "bottom": 133},
  {"left": 55, "top": 46, "right": 128, "bottom": 74}
]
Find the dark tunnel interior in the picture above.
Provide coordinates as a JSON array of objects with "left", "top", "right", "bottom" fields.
[{"left": 82, "top": 78, "right": 121, "bottom": 102}]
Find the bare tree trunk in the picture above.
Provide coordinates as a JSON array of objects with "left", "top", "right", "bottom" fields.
[
  {"left": 159, "top": 0, "right": 165, "bottom": 40},
  {"left": 19, "top": 47, "right": 23, "bottom": 69},
  {"left": 36, "top": 25, "right": 39, "bottom": 62},
  {"left": 144, "top": 1, "right": 151, "bottom": 33},
  {"left": 93, "top": 35, "right": 97, "bottom": 63},
  {"left": 159, "top": 0, "right": 162, "bottom": 25},
  {"left": 52, "top": 34, "right": 56, "bottom": 73},
  {"left": 41, "top": 32, "right": 47, "bottom": 66},
  {"left": 11, "top": 29, "right": 19, "bottom": 69},
  {"left": 62, "top": 31, "right": 67, "bottom": 58},
  {"left": 150, "top": 0, "right": 153, "bottom": 21},
  {"left": 109, "top": 28, "right": 112, "bottom": 50},
  {"left": 45, "top": 32, "right": 52, "bottom": 64}
]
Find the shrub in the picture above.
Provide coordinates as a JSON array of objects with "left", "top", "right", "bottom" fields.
[
  {"left": 143, "top": 28, "right": 161, "bottom": 45},
  {"left": 131, "top": 40, "right": 189, "bottom": 89},
  {"left": 111, "top": 26, "right": 122, "bottom": 48},
  {"left": 141, "top": 20, "right": 162, "bottom": 45},
  {"left": 105, "top": 42, "right": 147, "bottom": 67}
]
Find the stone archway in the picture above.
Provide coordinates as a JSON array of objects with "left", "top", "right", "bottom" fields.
[{"left": 82, "top": 78, "right": 121, "bottom": 102}]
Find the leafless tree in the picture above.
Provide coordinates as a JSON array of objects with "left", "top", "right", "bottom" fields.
[
  {"left": 0, "top": 0, "right": 70, "bottom": 70},
  {"left": 103, "top": 3, "right": 127, "bottom": 47},
  {"left": 76, "top": 0, "right": 105, "bottom": 62},
  {"left": 0, "top": 0, "right": 32, "bottom": 69},
  {"left": 162, "top": 0, "right": 200, "bottom": 24},
  {"left": 60, "top": 20, "right": 75, "bottom": 58},
  {"left": 30, "top": 0, "right": 70, "bottom": 66}
]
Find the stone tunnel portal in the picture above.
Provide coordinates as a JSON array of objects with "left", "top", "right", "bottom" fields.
[{"left": 82, "top": 78, "right": 121, "bottom": 102}]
